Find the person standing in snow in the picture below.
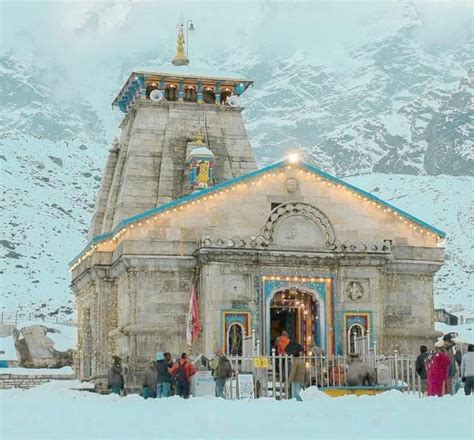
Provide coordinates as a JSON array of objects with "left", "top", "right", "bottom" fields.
[
  {"left": 288, "top": 350, "right": 306, "bottom": 401},
  {"left": 210, "top": 351, "right": 233, "bottom": 399},
  {"left": 415, "top": 345, "right": 429, "bottom": 394},
  {"left": 164, "top": 352, "right": 176, "bottom": 396},
  {"left": 169, "top": 353, "right": 197, "bottom": 399},
  {"left": 121, "top": 356, "right": 130, "bottom": 392},
  {"left": 427, "top": 341, "right": 451, "bottom": 397},
  {"left": 442, "top": 337, "right": 458, "bottom": 395},
  {"left": 460, "top": 344, "right": 474, "bottom": 396},
  {"left": 141, "top": 360, "right": 157, "bottom": 399},
  {"left": 107, "top": 355, "right": 124, "bottom": 395},
  {"left": 156, "top": 352, "right": 172, "bottom": 398}
]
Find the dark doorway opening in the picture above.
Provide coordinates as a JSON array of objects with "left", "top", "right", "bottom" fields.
[
  {"left": 270, "top": 289, "right": 317, "bottom": 353},
  {"left": 270, "top": 308, "right": 296, "bottom": 347}
]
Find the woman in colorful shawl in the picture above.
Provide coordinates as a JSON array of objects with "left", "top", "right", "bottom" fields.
[{"left": 427, "top": 341, "right": 451, "bottom": 397}]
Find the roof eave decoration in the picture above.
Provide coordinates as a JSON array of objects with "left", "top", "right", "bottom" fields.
[
  {"left": 112, "top": 71, "right": 253, "bottom": 108},
  {"left": 70, "top": 160, "right": 446, "bottom": 271}
]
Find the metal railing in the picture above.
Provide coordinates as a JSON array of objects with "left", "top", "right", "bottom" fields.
[{"left": 205, "top": 351, "right": 422, "bottom": 400}]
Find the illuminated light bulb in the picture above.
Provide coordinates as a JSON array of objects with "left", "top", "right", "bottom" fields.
[{"left": 287, "top": 153, "right": 300, "bottom": 163}]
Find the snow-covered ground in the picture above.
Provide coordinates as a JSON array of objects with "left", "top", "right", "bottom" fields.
[{"left": 0, "top": 380, "right": 472, "bottom": 440}]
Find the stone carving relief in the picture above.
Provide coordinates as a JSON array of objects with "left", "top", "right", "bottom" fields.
[
  {"left": 285, "top": 177, "right": 299, "bottom": 193},
  {"left": 346, "top": 281, "right": 364, "bottom": 302},
  {"left": 262, "top": 203, "right": 336, "bottom": 250}
]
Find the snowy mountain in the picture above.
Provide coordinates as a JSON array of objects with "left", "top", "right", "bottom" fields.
[{"left": 1, "top": 1, "right": 472, "bottom": 318}]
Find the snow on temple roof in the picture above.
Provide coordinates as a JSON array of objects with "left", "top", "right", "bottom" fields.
[{"left": 134, "top": 64, "right": 250, "bottom": 81}]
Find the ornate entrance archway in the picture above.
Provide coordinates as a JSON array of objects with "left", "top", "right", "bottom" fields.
[
  {"left": 270, "top": 288, "right": 317, "bottom": 353},
  {"left": 261, "top": 275, "right": 334, "bottom": 355}
]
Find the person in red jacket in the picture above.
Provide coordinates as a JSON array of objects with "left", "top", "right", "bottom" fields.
[
  {"left": 427, "top": 340, "right": 452, "bottom": 397},
  {"left": 169, "top": 353, "right": 197, "bottom": 399}
]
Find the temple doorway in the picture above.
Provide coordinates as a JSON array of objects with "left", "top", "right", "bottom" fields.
[{"left": 269, "top": 288, "right": 317, "bottom": 353}]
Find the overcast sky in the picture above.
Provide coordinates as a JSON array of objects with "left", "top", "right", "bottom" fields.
[{"left": 1, "top": 1, "right": 471, "bottom": 68}]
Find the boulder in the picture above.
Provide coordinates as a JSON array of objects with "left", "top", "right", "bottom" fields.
[{"left": 13, "top": 325, "right": 73, "bottom": 368}]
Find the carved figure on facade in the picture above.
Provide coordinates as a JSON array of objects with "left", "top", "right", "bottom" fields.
[
  {"left": 262, "top": 202, "right": 336, "bottom": 248},
  {"left": 285, "top": 177, "right": 299, "bottom": 193},
  {"left": 229, "top": 324, "right": 243, "bottom": 356},
  {"left": 346, "top": 281, "right": 364, "bottom": 302}
]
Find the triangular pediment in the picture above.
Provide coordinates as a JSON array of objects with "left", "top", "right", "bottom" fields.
[{"left": 70, "top": 159, "right": 444, "bottom": 269}]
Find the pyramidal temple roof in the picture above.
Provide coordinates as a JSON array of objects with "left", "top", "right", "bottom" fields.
[{"left": 70, "top": 159, "right": 445, "bottom": 269}]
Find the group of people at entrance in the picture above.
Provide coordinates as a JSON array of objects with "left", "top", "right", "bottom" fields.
[
  {"left": 107, "top": 351, "right": 233, "bottom": 400},
  {"left": 107, "top": 330, "right": 474, "bottom": 401},
  {"left": 416, "top": 339, "right": 474, "bottom": 397}
]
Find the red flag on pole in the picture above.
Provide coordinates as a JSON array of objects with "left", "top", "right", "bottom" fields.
[{"left": 186, "top": 283, "right": 202, "bottom": 346}]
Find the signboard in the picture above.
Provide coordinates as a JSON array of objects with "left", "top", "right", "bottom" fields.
[
  {"left": 237, "top": 373, "right": 254, "bottom": 399},
  {"left": 253, "top": 357, "right": 269, "bottom": 369},
  {"left": 191, "top": 370, "right": 215, "bottom": 397},
  {"left": 376, "top": 365, "right": 390, "bottom": 386}
]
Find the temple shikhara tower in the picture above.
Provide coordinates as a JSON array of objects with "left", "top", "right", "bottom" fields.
[{"left": 71, "top": 26, "right": 446, "bottom": 387}]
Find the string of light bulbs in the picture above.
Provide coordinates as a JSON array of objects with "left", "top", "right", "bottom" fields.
[{"left": 70, "top": 163, "right": 443, "bottom": 271}]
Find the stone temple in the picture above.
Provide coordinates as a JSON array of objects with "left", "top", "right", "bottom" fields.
[{"left": 71, "top": 28, "right": 445, "bottom": 385}]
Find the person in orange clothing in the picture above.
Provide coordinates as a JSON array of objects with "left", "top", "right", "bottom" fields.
[
  {"left": 275, "top": 330, "right": 291, "bottom": 355},
  {"left": 169, "top": 353, "right": 197, "bottom": 399}
]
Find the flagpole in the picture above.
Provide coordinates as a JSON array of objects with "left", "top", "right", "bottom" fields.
[{"left": 186, "top": 268, "right": 202, "bottom": 354}]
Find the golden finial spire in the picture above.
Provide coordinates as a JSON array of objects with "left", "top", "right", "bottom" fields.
[
  {"left": 172, "top": 24, "right": 189, "bottom": 66},
  {"left": 195, "top": 129, "right": 204, "bottom": 145}
]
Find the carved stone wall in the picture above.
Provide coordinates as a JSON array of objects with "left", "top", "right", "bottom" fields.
[
  {"left": 90, "top": 101, "right": 257, "bottom": 235},
  {"left": 262, "top": 202, "right": 336, "bottom": 249}
]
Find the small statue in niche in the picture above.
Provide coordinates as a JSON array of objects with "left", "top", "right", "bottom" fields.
[
  {"left": 346, "top": 281, "right": 364, "bottom": 302},
  {"left": 196, "top": 160, "right": 210, "bottom": 185},
  {"left": 229, "top": 324, "right": 243, "bottom": 356},
  {"left": 186, "top": 142, "right": 216, "bottom": 191}
]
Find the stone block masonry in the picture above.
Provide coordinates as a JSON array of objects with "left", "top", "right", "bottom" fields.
[
  {"left": 91, "top": 101, "right": 257, "bottom": 235},
  {"left": 0, "top": 373, "right": 76, "bottom": 389}
]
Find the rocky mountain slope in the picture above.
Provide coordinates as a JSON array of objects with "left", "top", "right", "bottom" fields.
[{"left": 1, "top": 1, "right": 472, "bottom": 318}]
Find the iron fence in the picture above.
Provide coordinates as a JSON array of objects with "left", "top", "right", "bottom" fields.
[{"left": 212, "top": 351, "right": 423, "bottom": 400}]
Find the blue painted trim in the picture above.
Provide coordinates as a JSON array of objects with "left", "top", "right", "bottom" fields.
[
  {"left": 300, "top": 162, "right": 446, "bottom": 237},
  {"left": 70, "top": 159, "right": 445, "bottom": 266},
  {"left": 335, "top": 310, "right": 374, "bottom": 355},
  {"left": 263, "top": 278, "right": 328, "bottom": 354}
]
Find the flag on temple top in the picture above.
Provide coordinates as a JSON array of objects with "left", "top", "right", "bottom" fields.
[{"left": 186, "top": 283, "right": 202, "bottom": 345}]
